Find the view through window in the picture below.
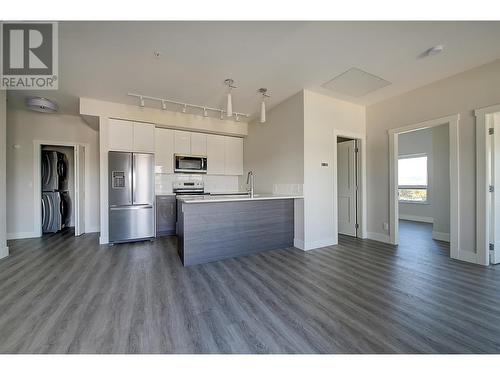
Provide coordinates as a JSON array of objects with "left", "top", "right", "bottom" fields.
[{"left": 398, "top": 155, "right": 428, "bottom": 202}]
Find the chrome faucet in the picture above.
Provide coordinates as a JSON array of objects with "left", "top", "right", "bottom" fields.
[{"left": 246, "top": 171, "right": 255, "bottom": 198}]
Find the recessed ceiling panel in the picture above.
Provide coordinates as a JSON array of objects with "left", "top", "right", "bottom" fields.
[{"left": 321, "top": 68, "right": 392, "bottom": 97}]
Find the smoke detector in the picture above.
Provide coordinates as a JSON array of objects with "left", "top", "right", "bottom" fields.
[
  {"left": 424, "top": 45, "right": 445, "bottom": 57},
  {"left": 25, "top": 97, "right": 58, "bottom": 113}
]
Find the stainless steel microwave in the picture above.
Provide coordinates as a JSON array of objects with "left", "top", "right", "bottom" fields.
[{"left": 174, "top": 154, "right": 207, "bottom": 174}]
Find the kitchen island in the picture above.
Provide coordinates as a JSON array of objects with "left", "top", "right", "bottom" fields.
[{"left": 176, "top": 194, "right": 302, "bottom": 266}]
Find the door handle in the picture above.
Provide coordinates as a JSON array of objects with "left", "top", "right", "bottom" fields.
[{"left": 110, "top": 205, "right": 152, "bottom": 211}]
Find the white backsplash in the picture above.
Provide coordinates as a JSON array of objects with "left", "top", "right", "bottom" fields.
[
  {"left": 272, "top": 183, "right": 303, "bottom": 196},
  {"left": 155, "top": 173, "right": 241, "bottom": 194}
]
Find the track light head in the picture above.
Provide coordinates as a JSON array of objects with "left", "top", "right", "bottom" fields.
[
  {"left": 203, "top": 107, "right": 208, "bottom": 117},
  {"left": 258, "top": 88, "right": 270, "bottom": 97},
  {"left": 224, "top": 78, "right": 236, "bottom": 89},
  {"left": 139, "top": 96, "right": 145, "bottom": 107},
  {"left": 225, "top": 78, "right": 236, "bottom": 117},
  {"left": 161, "top": 100, "right": 166, "bottom": 110},
  {"left": 258, "top": 88, "right": 270, "bottom": 124},
  {"left": 182, "top": 104, "right": 187, "bottom": 113}
]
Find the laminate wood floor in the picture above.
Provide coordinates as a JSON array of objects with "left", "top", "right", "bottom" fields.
[{"left": 1, "top": 223, "right": 499, "bottom": 354}]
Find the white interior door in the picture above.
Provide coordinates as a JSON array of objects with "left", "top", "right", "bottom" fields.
[
  {"left": 74, "top": 145, "right": 85, "bottom": 236},
  {"left": 338, "top": 140, "right": 357, "bottom": 236},
  {"left": 492, "top": 114, "right": 500, "bottom": 264}
]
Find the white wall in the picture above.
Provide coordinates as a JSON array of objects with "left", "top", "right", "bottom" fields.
[
  {"left": 303, "top": 90, "right": 366, "bottom": 249},
  {"left": 6, "top": 109, "right": 100, "bottom": 238},
  {"left": 0, "top": 91, "right": 7, "bottom": 259},
  {"left": 398, "top": 128, "right": 434, "bottom": 221},
  {"left": 366, "top": 58, "right": 500, "bottom": 254}
]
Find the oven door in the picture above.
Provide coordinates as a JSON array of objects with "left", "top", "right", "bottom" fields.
[{"left": 174, "top": 155, "right": 207, "bottom": 173}]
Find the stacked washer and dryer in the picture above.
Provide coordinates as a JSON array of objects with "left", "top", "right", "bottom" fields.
[{"left": 41, "top": 150, "right": 71, "bottom": 233}]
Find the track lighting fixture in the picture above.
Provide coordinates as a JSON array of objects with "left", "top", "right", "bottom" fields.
[
  {"left": 127, "top": 93, "right": 249, "bottom": 121},
  {"left": 258, "top": 88, "right": 270, "bottom": 123},
  {"left": 224, "top": 78, "right": 236, "bottom": 117}
]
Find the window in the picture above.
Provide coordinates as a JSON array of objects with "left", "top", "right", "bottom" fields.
[{"left": 398, "top": 155, "right": 428, "bottom": 203}]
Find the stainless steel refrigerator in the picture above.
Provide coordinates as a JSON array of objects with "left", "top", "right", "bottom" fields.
[{"left": 108, "top": 151, "right": 155, "bottom": 243}]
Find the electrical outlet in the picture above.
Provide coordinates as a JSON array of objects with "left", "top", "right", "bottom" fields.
[{"left": 383, "top": 222, "right": 389, "bottom": 231}]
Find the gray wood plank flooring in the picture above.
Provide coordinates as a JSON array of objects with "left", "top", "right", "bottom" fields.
[{"left": 0, "top": 221, "right": 499, "bottom": 353}]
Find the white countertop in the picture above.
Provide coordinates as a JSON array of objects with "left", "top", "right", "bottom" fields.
[{"left": 178, "top": 194, "right": 303, "bottom": 204}]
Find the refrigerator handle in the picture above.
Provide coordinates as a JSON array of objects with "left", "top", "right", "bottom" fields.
[{"left": 132, "top": 155, "right": 136, "bottom": 204}]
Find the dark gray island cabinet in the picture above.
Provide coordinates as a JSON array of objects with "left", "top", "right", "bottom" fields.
[{"left": 177, "top": 196, "right": 299, "bottom": 266}]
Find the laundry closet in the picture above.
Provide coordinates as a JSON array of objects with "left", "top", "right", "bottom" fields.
[{"left": 41, "top": 145, "right": 75, "bottom": 233}]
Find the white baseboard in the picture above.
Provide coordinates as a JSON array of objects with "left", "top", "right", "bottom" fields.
[
  {"left": 293, "top": 238, "right": 305, "bottom": 250},
  {"left": 99, "top": 235, "right": 109, "bottom": 245},
  {"left": 367, "top": 232, "right": 392, "bottom": 244},
  {"left": 399, "top": 214, "right": 434, "bottom": 223},
  {"left": 432, "top": 231, "right": 450, "bottom": 242},
  {"left": 300, "top": 237, "right": 337, "bottom": 251},
  {"left": 7, "top": 231, "right": 39, "bottom": 240},
  {"left": 452, "top": 250, "right": 478, "bottom": 264},
  {"left": 0, "top": 246, "right": 9, "bottom": 259}
]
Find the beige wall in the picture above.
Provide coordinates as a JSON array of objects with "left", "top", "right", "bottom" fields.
[
  {"left": 432, "top": 124, "right": 450, "bottom": 236},
  {"left": 80, "top": 97, "right": 248, "bottom": 137},
  {"left": 0, "top": 91, "right": 7, "bottom": 259},
  {"left": 243, "top": 91, "right": 304, "bottom": 194},
  {"left": 6, "top": 109, "right": 100, "bottom": 238},
  {"left": 366, "top": 58, "right": 500, "bottom": 252},
  {"left": 303, "top": 90, "right": 366, "bottom": 249}
]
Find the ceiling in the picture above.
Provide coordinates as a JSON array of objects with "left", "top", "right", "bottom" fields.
[{"left": 7, "top": 21, "right": 500, "bottom": 118}]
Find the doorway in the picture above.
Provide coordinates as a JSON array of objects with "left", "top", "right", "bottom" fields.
[
  {"left": 334, "top": 130, "right": 366, "bottom": 242},
  {"left": 396, "top": 125, "right": 450, "bottom": 250},
  {"left": 388, "top": 114, "right": 461, "bottom": 262},
  {"left": 337, "top": 137, "right": 360, "bottom": 237},
  {"left": 33, "top": 141, "right": 87, "bottom": 237}
]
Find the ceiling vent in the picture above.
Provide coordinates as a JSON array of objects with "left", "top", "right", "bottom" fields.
[{"left": 321, "top": 68, "right": 391, "bottom": 97}]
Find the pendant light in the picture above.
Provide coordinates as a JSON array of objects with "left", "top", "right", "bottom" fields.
[
  {"left": 224, "top": 78, "right": 236, "bottom": 117},
  {"left": 258, "top": 88, "right": 270, "bottom": 123}
]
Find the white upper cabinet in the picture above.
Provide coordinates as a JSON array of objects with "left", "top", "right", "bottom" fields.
[
  {"left": 108, "top": 119, "right": 155, "bottom": 152},
  {"left": 224, "top": 137, "right": 244, "bottom": 176},
  {"left": 108, "top": 119, "right": 134, "bottom": 151},
  {"left": 155, "top": 128, "right": 174, "bottom": 174},
  {"left": 133, "top": 122, "right": 155, "bottom": 152},
  {"left": 190, "top": 133, "right": 207, "bottom": 156},
  {"left": 206, "top": 135, "right": 226, "bottom": 175},
  {"left": 174, "top": 130, "right": 191, "bottom": 155}
]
